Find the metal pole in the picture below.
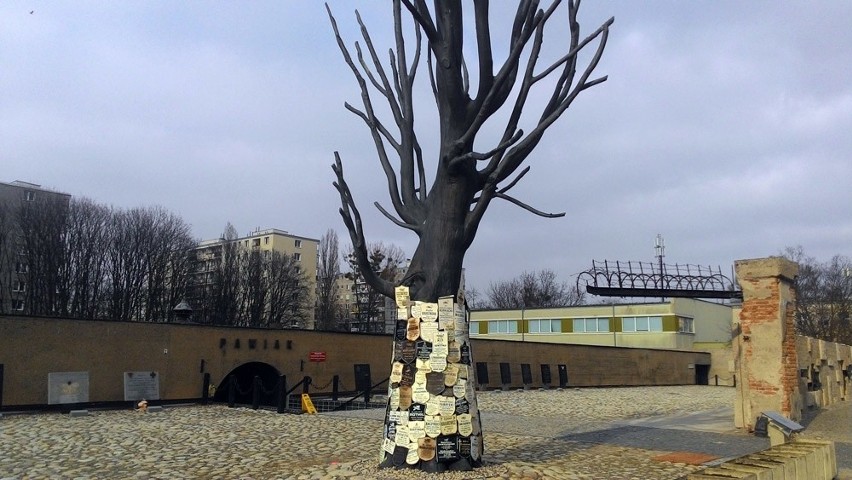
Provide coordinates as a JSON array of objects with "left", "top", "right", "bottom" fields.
[
  {"left": 251, "top": 376, "right": 261, "bottom": 410},
  {"left": 332, "top": 375, "right": 340, "bottom": 401},
  {"left": 276, "top": 375, "right": 287, "bottom": 414},
  {"left": 202, "top": 372, "right": 210, "bottom": 405},
  {"left": 227, "top": 374, "right": 236, "bottom": 408}
]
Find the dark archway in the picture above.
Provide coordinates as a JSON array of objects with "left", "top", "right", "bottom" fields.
[{"left": 213, "top": 362, "right": 280, "bottom": 406}]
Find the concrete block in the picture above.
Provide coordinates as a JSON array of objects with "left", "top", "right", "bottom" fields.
[
  {"left": 147, "top": 406, "right": 164, "bottom": 413},
  {"left": 69, "top": 409, "right": 89, "bottom": 417}
]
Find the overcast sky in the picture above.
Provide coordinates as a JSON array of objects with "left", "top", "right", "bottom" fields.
[{"left": 2, "top": 1, "right": 851, "bottom": 292}]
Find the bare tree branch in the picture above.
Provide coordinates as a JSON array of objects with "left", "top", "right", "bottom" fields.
[{"left": 493, "top": 192, "right": 565, "bottom": 218}]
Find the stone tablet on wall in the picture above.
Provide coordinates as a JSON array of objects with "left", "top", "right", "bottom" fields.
[
  {"left": 48, "top": 371, "right": 89, "bottom": 405},
  {"left": 124, "top": 371, "right": 160, "bottom": 401}
]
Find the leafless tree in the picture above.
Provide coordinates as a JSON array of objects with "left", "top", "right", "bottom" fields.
[
  {"left": 315, "top": 229, "right": 343, "bottom": 330},
  {"left": 783, "top": 246, "right": 852, "bottom": 344},
  {"left": 328, "top": 1, "right": 613, "bottom": 303},
  {"left": 62, "top": 198, "right": 111, "bottom": 319},
  {"left": 345, "top": 242, "right": 406, "bottom": 333},
  {"left": 265, "top": 250, "right": 310, "bottom": 328},
  {"left": 0, "top": 202, "right": 10, "bottom": 313},
  {"left": 16, "top": 194, "right": 69, "bottom": 316},
  {"left": 486, "top": 269, "right": 584, "bottom": 309}
]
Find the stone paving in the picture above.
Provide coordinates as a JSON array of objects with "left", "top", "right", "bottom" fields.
[{"left": 0, "top": 386, "right": 837, "bottom": 479}]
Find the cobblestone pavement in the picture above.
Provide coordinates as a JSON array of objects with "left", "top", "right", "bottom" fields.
[{"left": 0, "top": 386, "right": 845, "bottom": 479}]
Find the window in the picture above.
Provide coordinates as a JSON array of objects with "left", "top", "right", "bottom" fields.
[
  {"left": 572, "top": 317, "right": 610, "bottom": 333},
  {"left": 25, "top": 191, "right": 35, "bottom": 201},
  {"left": 12, "top": 299, "right": 24, "bottom": 311},
  {"left": 469, "top": 322, "right": 480, "bottom": 336},
  {"left": 15, "top": 262, "right": 28, "bottom": 273},
  {"left": 252, "top": 238, "right": 261, "bottom": 247},
  {"left": 264, "top": 236, "right": 270, "bottom": 245},
  {"left": 528, "top": 319, "right": 562, "bottom": 333},
  {"left": 489, "top": 320, "right": 518, "bottom": 334},
  {"left": 622, "top": 316, "right": 663, "bottom": 332},
  {"left": 295, "top": 239, "right": 303, "bottom": 248},
  {"left": 12, "top": 281, "right": 26, "bottom": 292},
  {"left": 678, "top": 316, "right": 695, "bottom": 333},
  {"left": 294, "top": 253, "right": 302, "bottom": 261}
]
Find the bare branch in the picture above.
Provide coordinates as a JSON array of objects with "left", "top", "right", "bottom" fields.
[
  {"left": 494, "top": 192, "right": 566, "bottom": 218},
  {"left": 331, "top": 153, "right": 395, "bottom": 297},
  {"left": 399, "top": 0, "right": 437, "bottom": 41},
  {"left": 374, "top": 201, "right": 420, "bottom": 232}
]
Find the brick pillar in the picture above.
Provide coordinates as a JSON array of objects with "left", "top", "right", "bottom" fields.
[{"left": 733, "top": 257, "right": 802, "bottom": 429}]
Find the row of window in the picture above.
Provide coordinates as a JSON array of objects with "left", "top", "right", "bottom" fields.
[{"left": 472, "top": 315, "right": 695, "bottom": 335}]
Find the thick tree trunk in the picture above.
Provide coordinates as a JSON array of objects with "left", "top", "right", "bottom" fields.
[{"left": 378, "top": 283, "right": 484, "bottom": 471}]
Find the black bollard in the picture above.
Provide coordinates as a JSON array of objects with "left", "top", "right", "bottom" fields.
[
  {"left": 558, "top": 364, "right": 568, "bottom": 388},
  {"left": 302, "top": 376, "right": 312, "bottom": 395},
  {"left": 252, "top": 375, "right": 261, "bottom": 410},
  {"left": 202, "top": 372, "right": 211, "bottom": 405},
  {"left": 228, "top": 374, "right": 236, "bottom": 408},
  {"left": 276, "top": 375, "right": 287, "bottom": 414},
  {"left": 332, "top": 375, "right": 340, "bottom": 401}
]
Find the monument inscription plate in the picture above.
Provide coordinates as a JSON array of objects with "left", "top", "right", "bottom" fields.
[
  {"left": 48, "top": 371, "right": 89, "bottom": 405},
  {"left": 124, "top": 371, "right": 160, "bottom": 401}
]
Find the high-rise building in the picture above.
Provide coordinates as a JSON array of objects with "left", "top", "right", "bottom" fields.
[
  {"left": 0, "top": 180, "right": 71, "bottom": 315},
  {"left": 188, "top": 228, "right": 319, "bottom": 328}
]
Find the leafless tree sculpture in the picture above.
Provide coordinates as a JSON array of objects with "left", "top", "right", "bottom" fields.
[
  {"left": 328, "top": 0, "right": 612, "bottom": 471},
  {"left": 329, "top": 0, "right": 613, "bottom": 302}
]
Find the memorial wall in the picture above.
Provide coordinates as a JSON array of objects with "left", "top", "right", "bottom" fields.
[{"left": 0, "top": 315, "right": 711, "bottom": 408}]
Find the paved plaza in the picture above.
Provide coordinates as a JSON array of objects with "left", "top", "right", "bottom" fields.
[{"left": 0, "top": 386, "right": 849, "bottom": 479}]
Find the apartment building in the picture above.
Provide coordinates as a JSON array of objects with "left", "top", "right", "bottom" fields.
[
  {"left": 189, "top": 228, "right": 319, "bottom": 328},
  {"left": 0, "top": 181, "right": 71, "bottom": 315}
]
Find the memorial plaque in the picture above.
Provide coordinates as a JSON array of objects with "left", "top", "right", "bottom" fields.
[
  {"left": 416, "top": 358, "right": 432, "bottom": 373},
  {"left": 437, "top": 435, "right": 460, "bottom": 462},
  {"left": 392, "top": 445, "right": 407, "bottom": 466},
  {"left": 418, "top": 437, "right": 437, "bottom": 461},
  {"left": 438, "top": 296, "right": 454, "bottom": 320},
  {"left": 383, "top": 438, "right": 396, "bottom": 454},
  {"left": 420, "top": 302, "right": 438, "bottom": 322},
  {"left": 406, "top": 317, "right": 421, "bottom": 341},
  {"left": 397, "top": 307, "right": 409, "bottom": 320},
  {"left": 454, "top": 314, "right": 468, "bottom": 339},
  {"left": 454, "top": 303, "right": 465, "bottom": 324},
  {"left": 396, "top": 423, "right": 410, "bottom": 446},
  {"left": 460, "top": 343, "right": 471, "bottom": 365},
  {"left": 425, "top": 415, "right": 441, "bottom": 438},
  {"left": 429, "top": 354, "right": 447, "bottom": 372},
  {"left": 457, "top": 436, "right": 471, "bottom": 458},
  {"left": 408, "top": 403, "right": 425, "bottom": 422},
  {"left": 408, "top": 420, "right": 426, "bottom": 442},
  {"left": 123, "top": 371, "right": 159, "bottom": 401},
  {"left": 453, "top": 379, "right": 467, "bottom": 399},
  {"left": 414, "top": 369, "right": 427, "bottom": 386},
  {"left": 399, "top": 386, "right": 413, "bottom": 409},
  {"left": 439, "top": 395, "right": 456, "bottom": 416},
  {"left": 419, "top": 321, "right": 438, "bottom": 344},
  {"left": 410, "top": 302, "right": 422, "bottom": 319},
  {"left": 425, "top": 397, "right": 440, "bottom": 416},
  {"left": 438, "top": 315, "right": 454, "bottom": 332},
  {"left": 433, "top": 331, "right": 448, "bottom": 354},
  {"left": 443, "top": 364, "right": 458, "bottom": 386},
  {"left": 395, "top": 286, "right": 410, "bottom": 308},
  {"left": 395, "top": 320, "right": 408, "bottom": 341},
  {"left": 394, "top": 339, "right": 406, "bottom": 360},
  {"left": 412, "top": 383, "right": 430, "bottom": 404},
  {"left": 446, "top": 343, "right": 461, "bottom": 363},
  {"left": 390, "top": 387, "right": 400, "bottom": 410},
  {"left": 457, "top": 413, "right": 473, "bottom": 436},
  {"left": 400, "top": 364, "right": 415, "bottom": 387},
  {"left": 389, "top": 410, "right": 405, "bottom": 423},
  {"left": 401, "top": 341, "right": 417, "bottom": 364},
  {"left": 455, "top": 397, "right": 470, "bottom": 415},
  {"left": 426, "top": 372, "right": 445, "bottom": 395},
  {"left": 385, "top": 422, "right": 397, "bottom": 441},
  {"left": 48, "top": 371, "right": 90, "bottom": 405},
  {"left": 440, "top": 415, "right": 458, "bottom": 435},
  {"left": 457, "top": 364, "right": 468, "bottom": 379},
  {"left": 390, "top": 362, "right": 404, "bottom": 384},
  {"left": 416, "top": 340, "right": 432, "bottom": 359},
  {"left": 406, "top": 443, "right": 420, "bottom": 465}
]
